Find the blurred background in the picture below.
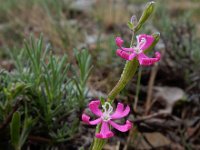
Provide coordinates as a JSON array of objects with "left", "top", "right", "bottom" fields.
[{"left": 0, "top": 0, "right": 200, "bottom": 149}]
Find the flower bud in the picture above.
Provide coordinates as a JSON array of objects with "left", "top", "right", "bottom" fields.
[
  {"left": 127, "top": 15, "right": 138, "bottom": 30},
  {"left": 130, "top": 15, "right": 137, "bottom": 24},
  {"left": 134, "top": 1, "right": 155, "bottom": 32}
]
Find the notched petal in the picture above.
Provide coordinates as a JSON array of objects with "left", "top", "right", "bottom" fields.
[
  {"left": 137, "top": 34, "right": 154, "bottom": 51},
  {"left": 116, "top": 50, "right": 136, "bottom": 61},
  {"left": 89, "top": 100, "right": 102, "bottom": 116},
  {"left": 82, "top": 114, "right": 102, "bottom": 125},
  {"left": 109, "top": 120, "right": 133, "bottom": 132},
  {"left": 95, "top": 122, "right": 114, "bottom": 139},
  {"left": 96, "top": 132, "right": 114, "bottom": 139},
  {"left": 138, "top": 52, "right": 160, "bottom": 66},
  {"left": 111, "top": 103, "right": 130, "bottom": 119}
]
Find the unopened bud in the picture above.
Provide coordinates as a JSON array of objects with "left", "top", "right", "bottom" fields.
[
  {"left": 127, "top": 15, "right": 138, "bottom": 30},
  {"left": 130, "top": 15, "right": 137, "bottom": 25},
  {"left": 134, "top": 1, "right": 155, "bottom": 32}
]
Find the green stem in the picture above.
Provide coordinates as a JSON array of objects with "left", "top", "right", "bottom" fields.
[
  {"left": 15, "top": 146, "right": 21, "bottom": 150},
  {"left": 90, "top": 138, "right": 106, "bottom": 150},
  {"left": 108, "top": 59, "right": 138, "bottom": 101}
]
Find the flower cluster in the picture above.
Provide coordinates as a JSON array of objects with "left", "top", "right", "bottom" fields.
[
  {"left": 82, "top": 34, "right": 161, "bottom": 139},
  {"left": 82, "top": 100, "right": 132, "bottom": 139},
  {"left": 116, "top": 34, "right": 160, "bottom": 66}
]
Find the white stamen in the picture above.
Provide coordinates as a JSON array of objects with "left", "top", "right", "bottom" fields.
[
  {"left": 102, "top": 102, "right": 113, "bottom": 122},
  {"left": 134, "top": 37, "right": 146, "bottom": 54},
  {"left": 140, "top": 37, "right": 146, "bottom": 44},
  {"left": 134, "top": 47, "right": 141, "bottom": 54}
]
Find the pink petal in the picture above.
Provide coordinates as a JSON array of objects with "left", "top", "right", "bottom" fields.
[
  {"left": 109, "top": 120, "right": 132, "bottom": 132},
  {"left": 89, "top": 100, "right": 102, "bottom": 116},
  {"left": 155, "top": 52, "right": 161, "bottom": 61},
  {"left": 111, "top": 103, "right": 130, "bottom": 119},
  {"left": 137, "top": 52, "right": 160, "bottom": 66},
  {"left": 82, "top": 114, "right": 102, "bottom": 125},
  {"left": 115, "top": 37, "right": 124, "bottom": 48},
  {"left": 96, "top": 122, "right": 114, "bottom": 139},
  {"left": 116, "top": 50, "right": 136, "bottom": 61},
  {"left": 115, "top": 37, "right": 134, "bottom": 52},
  {"left": 137, "top": 34, "right": 154, "bottom": 51},
  {"left": 122, "top": 47, "right": 134, "bottom": 52}
]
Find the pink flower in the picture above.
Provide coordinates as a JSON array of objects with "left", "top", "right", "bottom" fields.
[
  {"left": 116, "top": 34, "right": 161, "bottom": 66},
  {"left": 82, "top": 100, "right": 132, "bottom": 139}
]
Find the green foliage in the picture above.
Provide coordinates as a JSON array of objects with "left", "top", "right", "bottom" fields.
[
  {"left": 10, "top": 109, "right": 36, "bottom": 150},
  {"left": 168, "top": 21, "right": 200, "bottom": 88},
  {"left": 0, "top": 35, "right": 92, "bottom": 149},
  {"left": 0, "top": 70, "right": 10, "bottom": 120},
  {"left": 73, "top": 49, "right": 92, "bottom": 109},
  {"left": 19, "top": 106, "right": 36, "bottom": 149},
  {"left": 10, "top": 111, "right": 20, "bottom": 150},
  {"left": 153, "top": 1, "right": 200, "bottom": 90}
]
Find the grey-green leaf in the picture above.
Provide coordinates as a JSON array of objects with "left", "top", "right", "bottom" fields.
[{"left": 10, "top": 111, "right": 21, "bottom": 150}]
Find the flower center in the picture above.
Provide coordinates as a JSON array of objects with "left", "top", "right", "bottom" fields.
[
  {"left": 102, "top": 102, "right": 113, "bottom": 122},
  {"left": 134, "top": 47, "right": 141, "bottom": 54},
  {"left": 134, "top": 37, "right": 146, "bottom": 54}
]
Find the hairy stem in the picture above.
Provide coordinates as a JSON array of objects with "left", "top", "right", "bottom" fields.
[{"left": 108, "top": 59, "right": 138, "bottom": 101}]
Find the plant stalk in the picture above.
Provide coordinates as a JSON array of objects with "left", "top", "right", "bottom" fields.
[
  {"left": 90, "top": 32, "right": 137, "bottom": 150},
  {"left": 134, "top": 66, "right": 142, "bottom": 112}
]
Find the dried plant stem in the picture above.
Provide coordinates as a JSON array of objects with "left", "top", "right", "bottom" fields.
[
  {"left": 145, "top": 62, "right": 158, "bottom": 115},
  {"left": 134, "top": 66, "right": 142, "bottom": 112},
  {"left": 28, "top": 135, "right": 52, "bottom": 143},
  {"left": 123, "top": 127, "right": 137, "bottom": 150}
]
